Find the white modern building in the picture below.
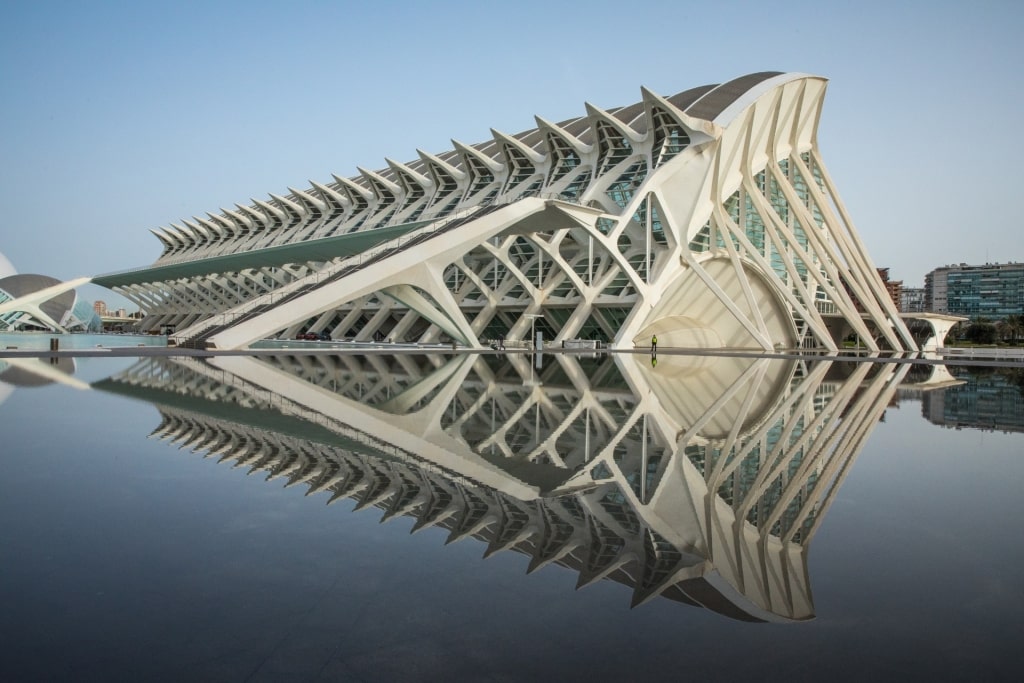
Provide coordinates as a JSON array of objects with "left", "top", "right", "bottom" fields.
[
  {"left": 94, "top": 72, "right": 921, "bottom": 352},
  {"left": 0, "top": 251, "right": 98, "bottom": 333}
]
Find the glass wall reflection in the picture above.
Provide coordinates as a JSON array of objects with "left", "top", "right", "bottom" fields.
[{"left": 93, "top": 352, "right": 910, "bottom": 623}]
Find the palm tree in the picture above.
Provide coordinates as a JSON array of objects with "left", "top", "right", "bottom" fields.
[{"left": 999, "top": 314, "right": 1024, "bottom": 346}]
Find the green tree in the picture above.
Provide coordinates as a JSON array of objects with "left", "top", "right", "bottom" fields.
[
  {"left": 964, "top": 321, "right": 997, "bottom": 345},
  {"left": 998, "top": 314, "right": 1024, "bottom": 345}
]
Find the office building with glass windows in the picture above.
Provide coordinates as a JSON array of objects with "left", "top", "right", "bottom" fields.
[
  {"left": 901, "top": 287, "right": 926, "bottom": 314},
  {"left": 93, "top": 72, "right": 923, "bottom": 352},
  {"left": 924, "top": 262, "right": 1024, "bottom": 319}
]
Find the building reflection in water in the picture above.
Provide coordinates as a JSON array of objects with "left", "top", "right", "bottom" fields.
[
  {"left": 93, "top": 352, "right": 909, "bottom": 623},
  {"left": 0, "top": 356, "right": 86, "bottom": 406},
  {"left": 921, "top": 366, "right": 1024, "bottom": 434}
]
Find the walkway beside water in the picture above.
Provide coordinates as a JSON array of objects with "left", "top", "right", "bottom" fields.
[
  {"left": 938, "top": 347, "right": 1024, "bottom": 360},
  {"left": 2, "top": 337, "right": 1023, "bottom": 369}
]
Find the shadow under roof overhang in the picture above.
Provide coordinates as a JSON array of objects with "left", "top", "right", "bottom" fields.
[{"left": 92, "top": 220, "right": 428, "bottom": 288}]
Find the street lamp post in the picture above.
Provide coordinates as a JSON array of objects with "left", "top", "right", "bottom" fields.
[{"left": 524, "top": 313, "right": 542, "bottom": 352}]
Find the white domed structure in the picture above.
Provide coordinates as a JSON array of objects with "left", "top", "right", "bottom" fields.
[{"left": 0, "top": 254, "right": 98, "bottom": 332}]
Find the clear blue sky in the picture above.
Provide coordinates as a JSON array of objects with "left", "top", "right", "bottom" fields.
[{"left": 2, "top": 0, "right": 1022, "bottom": 308}]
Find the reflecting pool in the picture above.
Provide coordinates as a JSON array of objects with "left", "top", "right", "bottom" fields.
[{"left": 1, "top": 352, "right": 1022, "bottom": 681}]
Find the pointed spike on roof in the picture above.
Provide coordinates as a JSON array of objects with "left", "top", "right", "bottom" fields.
[
  {"left": 196, "top": 216, "right": 224, "bottom": 238},
  {"left": 243, "top": 201, "right": 274, "bottom": 229},
  {"left": 177, "top": 221, "right": 201, "bottom": 242},
  {"left": 534, "top": 114, "right": 595, "bottom": 154},
  {"left": 639, "top": 85, "right": 723, "bottom": 139},
  {"left": 208, "top": 212, "right": 236, "bottom": 236},
  {"left": 332, "top": 174, "right": 375, "bottom": 199},
  {"left": 384, "top": 157, "right": 433, "bottom": 189},
  {"left": 226, "top": 206, "right": 254, "bottom": 227},
  {"left": 356, "top": 166, "right": 402, "bottom": 193},
  {"left": 169, "top": 228, "right": 193, "bottom": 250},
  {"left": 288, "top": 186, "right": 326, "bottom": 211},
  {"left": 585, "top": 101, "right": 645, "bottom": 142},
  {"left": 253, "top": 197, "right": 286, "bottom": 220},
  {"left": 187, "top": 219, "right": 213, "bottom": 241},
  {"left": 451, "top": 138, "right": 504, "bottom": 172},
  {"left": 149, "top": 228, "right": 173, "bottom": 248},
  {"left": 310, "top": 180, "right": 350, "bottom": 204},
  {"left": 416, "top": 149, "right": 467, "bottom": 180},
  {"left": 167, "top": 223, "right": 189, "bottom": 241},
  {"left": 490, "top": 128, "right": 546, "bottom": 163},
  {"left": 269, "top": 192, "right": 305, "bottom": 217}
]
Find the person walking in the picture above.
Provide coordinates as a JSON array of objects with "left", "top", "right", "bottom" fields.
[{"left": 651, "top": 334, "right": 658, "bottom": 353}]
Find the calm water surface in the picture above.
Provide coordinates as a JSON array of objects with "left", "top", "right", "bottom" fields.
[{"left": 0, "top": 352, "right": 1021, "bottom": 682}]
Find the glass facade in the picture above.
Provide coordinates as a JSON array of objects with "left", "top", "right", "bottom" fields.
[{"left": 925, "top": 263, "right": 1024, "bottom": 318}]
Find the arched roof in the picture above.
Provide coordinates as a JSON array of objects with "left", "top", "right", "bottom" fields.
[
  {"left": 684, "top": 71, "right": 785, "bottom": 121},
  {"left": 0, "top": 251, "right": 16, "bottom": 279},
  {"left": 0, "top": 273, "right": 77, "bottom": 325}
]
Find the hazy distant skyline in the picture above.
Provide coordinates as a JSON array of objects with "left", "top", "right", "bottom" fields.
[{"left": 2, "top": 0, "right": 1022, "bottom": 307}]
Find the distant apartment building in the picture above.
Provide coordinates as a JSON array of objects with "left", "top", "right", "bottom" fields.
[
  {"left": 848, "top": 267, "right": 902, "bottom": 312},
  {"left": 93, "top": 300, "right": 107, "bottom": 316},
  {"left": 925, "top": 262, "right": 1024, "bottom": 318},
  {"left": 877, "top": 268, "right": 902, "bottom": 311},
  {"left": 901, "top": 287, "right": 925, "bottom": 313}
]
